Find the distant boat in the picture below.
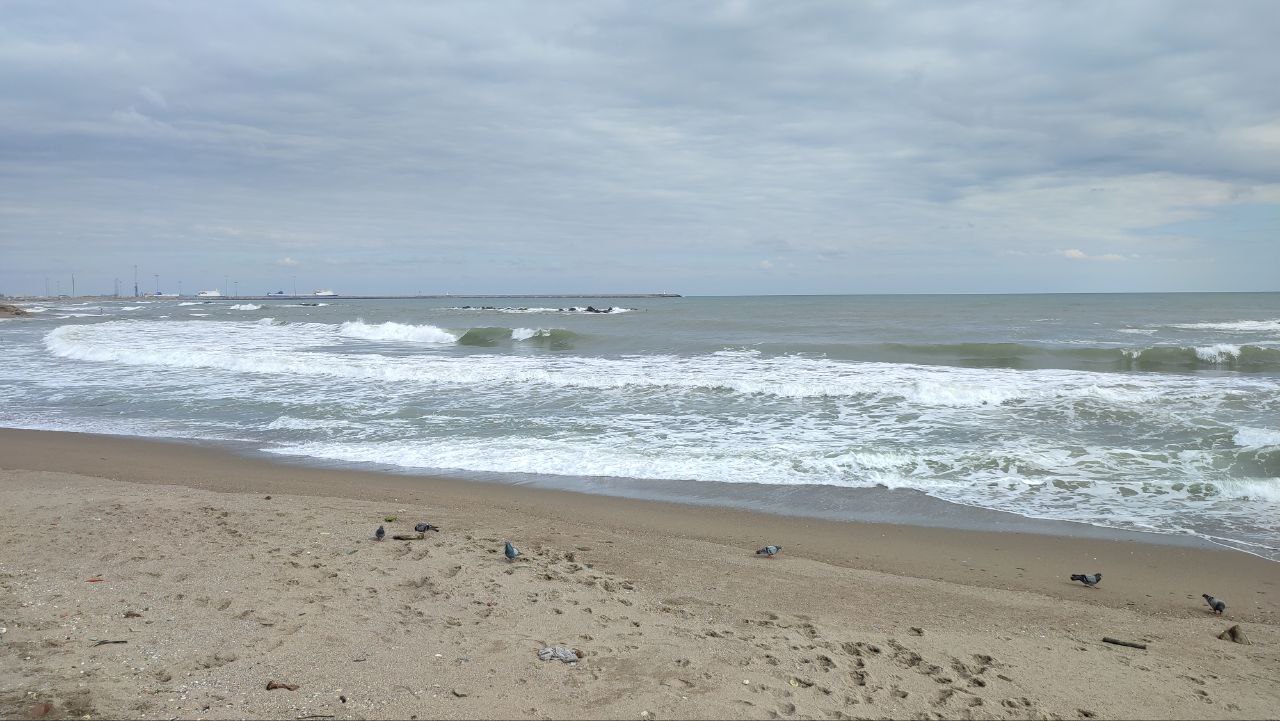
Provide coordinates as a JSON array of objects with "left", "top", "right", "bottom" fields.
[
  {"left": 148, "top": 291, "right": 178, "bottom": 298},
  {"left": 266, "top": 290, "right": 285, "bottom": 296},
  {"left": 196, "top": 290, "right": 223, "bottom": 298},
  {"left": 313, "top": 289, "right": 337, "bottom": 297}
]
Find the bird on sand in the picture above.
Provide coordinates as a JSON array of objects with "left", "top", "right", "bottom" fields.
[
  {"left": 415, "top": 522, "right": 440, "bottom": 533},
  {"left": 756, "top": 545, "right": 782, "bottom": 558},
  {"left": 1070, "top": 572, "right": 1102, "bottom": 588},
  {"left": 1203, "top": 594, "right": 1226, "bottom": 615},
  {"left": 504, "top": 541, "right": 520, "bottom": 562},
  {"left": 374, "top": 525, "right": 385, "bottom": 542}
]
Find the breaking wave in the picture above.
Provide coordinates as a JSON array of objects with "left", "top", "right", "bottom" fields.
[{"left": 337, "top": 321, "right": 459, "bottom": 344}]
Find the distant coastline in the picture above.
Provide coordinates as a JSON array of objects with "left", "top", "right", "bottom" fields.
[{"left": 2, "top": 293, "right": 683, "bottom": 301}]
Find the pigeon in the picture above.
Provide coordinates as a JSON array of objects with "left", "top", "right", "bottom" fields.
[
  {"left": 374, "top": 525, "right": 385, "bottom": 542},
  {"left": 756, "top": 545, "right": 782, "bottom": 558},
  {"left": 414, "top": 522, "right": 440, "bottom": 533},
  {"left": 504, "top": 541, "right": 520, "bottom": 562},
  {"left": 1070, "top": 572, "right": 1102, "bottom": 588},
  {"left": 1203, "top": 594, "right": 1226, "bottom": 615}
]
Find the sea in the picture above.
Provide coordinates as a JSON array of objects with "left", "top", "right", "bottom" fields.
[{"left": 2, "top": 293, "right": 1278, "bottom": 560}]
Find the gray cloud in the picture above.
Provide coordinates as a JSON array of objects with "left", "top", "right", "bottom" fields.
[{"left": 1, "top": 0, "right": 1278, "bottom": 295}]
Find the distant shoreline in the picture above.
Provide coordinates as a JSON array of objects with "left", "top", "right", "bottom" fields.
[{"left": 3, "top": 293, "right": 682, "bottom": 301}]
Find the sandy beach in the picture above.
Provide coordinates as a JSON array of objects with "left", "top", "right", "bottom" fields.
[{"left": 1, "top": 428, "right": 1278, "bottom": 720}]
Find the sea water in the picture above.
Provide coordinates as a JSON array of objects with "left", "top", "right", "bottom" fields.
[{"left": 2, "top": 293, "right": 1278, "bottom": 559}]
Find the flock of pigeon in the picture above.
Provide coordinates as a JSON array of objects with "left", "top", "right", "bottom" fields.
[
  {"left": 1070, "top": 571, "right": 1227, "bottom": 615},
  {"left": 372, "top": 524, "right": 1227, "bottom": 617}
]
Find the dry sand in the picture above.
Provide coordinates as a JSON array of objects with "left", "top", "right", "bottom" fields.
[{"left": 1, "top": 429, "right": 1277, "bottom": 720}]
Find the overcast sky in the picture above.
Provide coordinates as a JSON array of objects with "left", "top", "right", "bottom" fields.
[{"left": 2, "top": 1, "right": 1278, "bottom": 296}]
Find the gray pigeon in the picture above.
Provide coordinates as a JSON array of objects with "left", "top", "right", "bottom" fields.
[
  {"left": 374, "top": 525, "right": 385, "bottom": 541},
  {"left": 756, "top": 545, "right": 782, "bottom": 558},
  {"left": 504, "top": 541, "right": 520, "bottom": 562},
  {"left": 1203, "top": 594, "right": 1226, "bottom": 615},
  {"left": 1070, "top": 572, "right": 1102, "bottom": 588},
  {"left": 414, "top": 522, "right": 440, "bottom": 533}
]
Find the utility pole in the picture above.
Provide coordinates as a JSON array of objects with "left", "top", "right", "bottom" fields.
[
  {"left": 292, "top": 275, "right": 297, "bottom": 296},
  {"left": 71, "top": 274, "right": 76, "bottom": 297},
  {"left": 224, "top": 275, "right": 229, "bottom": 296},
  {"left": 133, "top": 265, "right": 139, "bottom": 297},
  {"left": 178, "top": 280, "right": 183, "bottom": 297},
  {"left": 234, "top": 281, "right": 239, "bottom": 297},
  {"left": 114, "top": 278, "right": 120, "bottom": 297},
  {"left": 153, "top": 273, "right": 159, "bottom": 294},
  {"left": 44, "top": 278, "right": 50, "bottom": 297}
]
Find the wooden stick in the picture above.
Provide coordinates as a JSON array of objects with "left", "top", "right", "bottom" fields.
[{"left": 1102, "top": 637, "right": 1147, "bottom": 649}]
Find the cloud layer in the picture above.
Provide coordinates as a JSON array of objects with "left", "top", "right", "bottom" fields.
[{"left": 2, "top": 1, "right": 1278, "bottom": 295}]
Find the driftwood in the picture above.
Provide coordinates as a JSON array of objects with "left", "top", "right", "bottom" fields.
[
  {"left": 266, "top": 680, "right": 300, "bottom": 691},
  {"left": 1217, "top": 625, "right": 1251, "bottom": 645},
  {"left": 90, "top": 639, "right": 128, "bottom": 647},
  {"left": 391, "top": 533, "right": 427, "bottom": 541},
  {"left": 1101, "top": 637, "right": 1147, "bottom": 649}
]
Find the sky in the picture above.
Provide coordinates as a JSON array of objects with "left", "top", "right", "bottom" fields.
[{"left": 1, "top": 1, "right": 1278, "bottom": 297}]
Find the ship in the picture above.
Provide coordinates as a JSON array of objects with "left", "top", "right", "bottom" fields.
[
  {"left": 313, "top": 289, "right": 337, "bottom": 297},
  {"left": 196, "top": 290, "right": 223, "bottom": 298}
]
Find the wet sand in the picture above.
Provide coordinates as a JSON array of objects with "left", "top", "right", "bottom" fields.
[{"left": 1, "top": 428, "right": 1277, "bottom": 719}]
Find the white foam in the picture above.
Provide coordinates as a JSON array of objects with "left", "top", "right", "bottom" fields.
[
  {"left": 120, "top": 306, "right": 143, "bottom": 311},
  {"left": 178, "top": 301, "right": 206, "bottom": 306},
  {"left": 42, "top": 322, "right": 1274, "bottom": 412},
  {"left": 1171, "top": 319, "right": 1280, "bottom": 333},
  {"left": 1234, "top": 427, "right": 1280, "bottom": 448},
  {"left": 1194, "top": 344, "right": 1241, "bottom": 363},
  {"left": 337, "top": 320, "right": 459, "bottom": 344},
  {"left": 451, "top": 306, "right": 634, "bottom": 314},
  {"left": 17, "top": 315, "right": 1280, "bottom": 559},
  {"left": 188, "top": 313, "right": 210, "bottom": 317},
  {"left": 511, "top": 328, "right": 551, "bottom": 341},
  {"left": 1116, "top": 328, "right": 1157, "bottom": 335},
  {"left": 265, "top": 415, "right": 350, "bottom": 431},
  {"left": 229, "top": 303, "right": 262, "bottom": 311}
]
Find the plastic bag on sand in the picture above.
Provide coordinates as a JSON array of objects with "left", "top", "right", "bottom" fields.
[{"left": 537, "top": 646, "right": 580, "bottom": 663}]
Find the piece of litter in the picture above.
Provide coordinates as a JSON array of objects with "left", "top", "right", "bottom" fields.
[
  {"left": 742, "top": 679, "right": 750, "bottom": 685},
  {"left": 266, "top": 680, "right": 300, "bottom": 691},
  {"left": 434, "top": 654, "right": 443, "bottom": 658},
  {"left": 537, "top": 646, "right": 582, "bottom": 663}
]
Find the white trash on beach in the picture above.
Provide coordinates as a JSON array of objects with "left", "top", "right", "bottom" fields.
[{"left": 537, "top": 646, "right": 581, "bottom": 663}]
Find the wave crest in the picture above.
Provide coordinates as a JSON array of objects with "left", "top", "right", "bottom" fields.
[{"left": 338, "top": 320, "right": 459, "bottom": 344}]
